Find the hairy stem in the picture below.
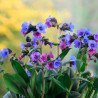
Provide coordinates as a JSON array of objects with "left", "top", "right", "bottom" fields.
[{"left": 66, "top": 70, "right": 78, "bottom": 98}]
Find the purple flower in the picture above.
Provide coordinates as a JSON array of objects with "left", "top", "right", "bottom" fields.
[
  {"left": 45, "top": 19, "right": 52, "bottom": 28},
  {"left": 66, "top": 33, "right": 71, "bottom": 41},
  {"left": 0, "top": 48, "right": 9, "bottom": 58},
  {"left": 20, "top": 42, "right": 25, "bottom": 49},
  {"left": 31, "top": 36, "right": 38, "bottom": 48},
  {"left": 25, "top": 69, "right": 31, "bottom": 77},
  {"left": 33, "top": 31, "right": 41, "bottom": 39},
  {"left": 77, "top": 28, "right": 85, "bottom": 37},
  {"left": 36, "top": 22, "right": 47, "bottom": 33},
  {"left": 40, "top": 54, "right": 47, "bottom": 63},
  {"left": 94, "top": 33, "right": 98, "bottom": 42},
  {"left": 60, "top": 37, "right": 66, "bottom": 42},
  {"left": 46, "top": 62, "right": 54, "bottom": 70},
  {"left": 66, "top": 33, "right": 72, "bottom": 47},
  {"left": 21, "top": 21, "right": 31, "bottom": 33},
  {"left": 54, "top": 57, "right": 62, "bottom": 69},
  {"left": 84, "top": 28, "right": 91, "bottom": 36},
  {"left": 74, "top": 39, "right": 81, "bottom": 48},
  {"left": 30, "top": 52, "right": 40, "bottom": 62},
  {"left": 49, "top": 42, "right": 54, "bottom": 48},
  {"left": 70, "top": 55, "right": 76, "bottom": 69},
  {"left": 59, "top": 42, "right": 66, "bottom": 50},
  {"left": 88, "top": 40, "right": 97, "bottom": 50},
  {"left": 82, "top": 36, "right": 89, "bottom": 44}
]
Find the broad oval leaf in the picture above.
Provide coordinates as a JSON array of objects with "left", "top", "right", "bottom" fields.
[
  {"left": 52, "top": 78, "right": 70, "bottom": 95},
  {"left": 4, "top": 73, "right": 27, "bottom": 95},
  {"left": 11, "top": 60, "right": 29, "bottom": 84}
]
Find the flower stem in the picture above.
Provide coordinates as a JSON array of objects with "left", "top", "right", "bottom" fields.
[
  {"left": 41, "top": 67, "right": 45, "bottom": 98},
  {"left": 66, "top": 69, "right": 78, "bottom": 98},
  {"left": 10, "top": 91, "right": 14, "bottom": 98}
]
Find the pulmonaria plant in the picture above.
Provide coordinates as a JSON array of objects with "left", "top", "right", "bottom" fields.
[{"left": 0, "top": 16, "right": 98, "bottom": 98}]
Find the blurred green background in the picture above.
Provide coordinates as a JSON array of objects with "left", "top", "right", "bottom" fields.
[{"left": 0, "top": 0, "right": 98, "bottom": 97}]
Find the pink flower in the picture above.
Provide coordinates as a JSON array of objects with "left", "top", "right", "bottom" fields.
[
  {"left": 33, "top": 32, "right": 41, "bottom": 39},
  {"left": 59, "top": 42, "right": 66, "bottom": 50},
  {"left": 22, "top": 32, "right": 27, "bottom": 37},
  {"left": 40, "top": 54, "right": 47, "bottom": 63},
  {"left": 46, "top": 62, "right": 54, "bottom": 70},
  {"left": 18, "top": 56, "right": 23, "bottom": 60},
  {"left": 88, "top": 49, "right": 96, "bottom": 55},
  {"left": 48, "top": 51, "right": 54, "bottom": 58}
]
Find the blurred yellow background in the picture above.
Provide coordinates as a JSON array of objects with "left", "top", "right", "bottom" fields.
[{"left": 0, "top": 0, "right": 98, "bottom": 97}]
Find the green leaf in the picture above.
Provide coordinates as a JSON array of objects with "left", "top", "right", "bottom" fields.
[
  {"left": 0, "top": 58, "right": 4, "bottom": 65},
  {"left": 76, "top": 59, "right": 83, "bottom": 71},
  {"left": 57, "top": 48, "right": 71, "bottom": 60},
  {"left": 80, "top": 53, "right": 87, "bottom": 72},
  {"left": 58, "top": 72, "right": 71, "bottom": 88},
  {"left": 31, "top": 70, "right": 37, "bottom": 91},
  {"left": 58, "top": 35, "right": 65, "bottom": 39},
  {"left": 53, "top": 43, "right": 59, "bottom": 46},
  {"left": 36, "top": 70, "right": 48, "bottom": 95},
  {"left": 81, "top": 71, "right": 91, "bottom": 77},
  {"left": 52, "top": 78, "right": 70, "bottom": 95},
  {"left": 11, "top": 60, "right": 29, "bottom": 84},
  {"left": 69, "top": 91, "right": 81, "bottom": 98},
  {"left": 93, "top": 78, "right": 98, "bottom": 89},
  {"left": 76, "top": 77, "right": 92, "bottom": 85},
  {"left": 27, "top": 87, "right": 34, "bottom": 98},
  {"left": 28, "top": 47, "right": 41, "bottom": 56},
  {"left": 4, "top": 73, "right": 27, "bottom": 95},
  {"left": 78, "top": 82, "right": 87, "bottom": 93}
]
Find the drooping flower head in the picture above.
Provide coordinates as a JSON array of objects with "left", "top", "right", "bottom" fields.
[
  {"left": 48, "top": 51, "right": 54, "bottom": 58},
  {"left": 20, "top": 42, "right": 25, "bottom": 50},
  {"left": 0, "top": 48, "right": 9, "bottom": 58},
  {"left": 46, "top": 15, "right": 57, "bottom": 27},
  {"left": 74, "top": 39, "right": 81, "bottom": 48},
  {"left": 82, "top": 36, "right": 89, "bottom": 44},
  {"left": 59, "top": 42, "right": 66, "bottom": 50},
  {"left": 54, "top": 57, "right": 62, "bottom": 69},
  {"left": 36, "top": 22, "right": 47, "bottom": 33},
  {"left": 88, "top": 49, "right": 96, "bottom": 55},
  {"left": 30, "top": 52, "right": 40, "bottom": 62},
  {"left": 46, "top": 62, "right": 54, "bottom": 70},
  {"left": 66, "top": 33, "right": 72, "bottom": 47},
  {"left": 77, "top": 28, "right": 85, "bottom": 37},
  {"left": 70, "top": 55, "right": 76, "bottom": 68},
  {"left": 60, "top": 22, "right": 74, "bottom": 32},
  {"left": 40, "top": 54, "right": 47, "bottom": 63},
  {"left": 88, "top": 40, "right": 97, "bottom": 50},
  {"left": 49, "top": 42, "right": 54, "bottom": 48},
  {"left": 33, "top": 31, "right": 41, "bottom": 39},
  {"left": 45, "top": 19, "right": 52, "bottom": 28},
  {"left": 84, "top": 28, "right": 91, "bottom": 36},
  {"left": 94, "top": 33, "right": 98, "bottom": 42},
  {"left": 31, "top": 36, "right": 38, "bottom": 48}
]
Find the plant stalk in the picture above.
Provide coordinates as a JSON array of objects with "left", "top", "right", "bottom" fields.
[{"left": 66, "top": 69, "right": 78, "bottom": 98}]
